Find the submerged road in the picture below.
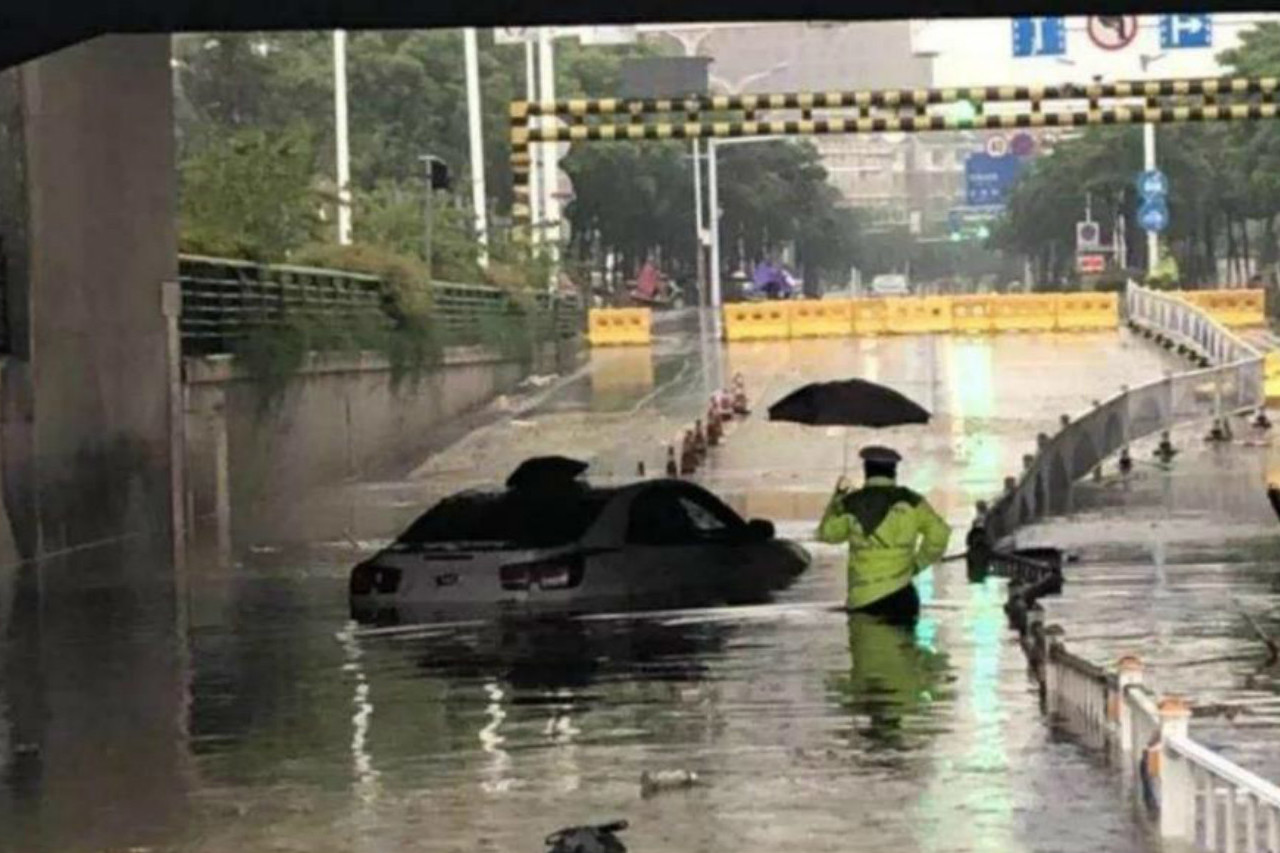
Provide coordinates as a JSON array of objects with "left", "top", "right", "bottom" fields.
[{"left": 4, "top": 325, "right": 1250, "bottom": 853}]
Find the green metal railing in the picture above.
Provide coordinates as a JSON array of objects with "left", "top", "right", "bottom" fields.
[{"left": 178, "top": 254, "right": 584, "bottom": 357}]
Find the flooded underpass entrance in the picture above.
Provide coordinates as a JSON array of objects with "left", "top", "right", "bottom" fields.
[{"left": 1, "top": 329, "right": 1195, "bottom": 852}]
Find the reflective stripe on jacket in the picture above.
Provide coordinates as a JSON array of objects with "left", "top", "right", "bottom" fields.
[{"left": 817, "top": 476, "right": 953, "bottom": 609}]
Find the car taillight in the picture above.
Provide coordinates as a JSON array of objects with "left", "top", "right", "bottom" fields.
[
  {"left": 500, "top": 554, "right": 585, "bottom": 591},
  {"left": 500, "top": 563, "right": 531, "bottom": 591}
]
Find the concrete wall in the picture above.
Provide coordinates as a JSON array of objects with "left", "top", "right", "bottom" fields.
[
  {"left": 0, "top": 35, "right": 176, "bottom": 561},
  {"left": 185, "top": 343, "right": 580, "bottom": 545}
]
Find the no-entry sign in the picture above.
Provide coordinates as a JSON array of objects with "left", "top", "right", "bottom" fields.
[
  {"left": 1077, "top": 254, "right": 1106, "bottom": 274},
  {"left": 1088, "top": 16, "right": 1139, "bottom": 51}
]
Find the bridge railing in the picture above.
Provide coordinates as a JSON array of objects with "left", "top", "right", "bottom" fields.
[
  {"left": 178, "top": 254, "right": 584, "bottom": 357},
  {"left": 1006, "top": 582, "right": 1280, "bottom": 852},
  {"left": 981, "top": 281, "right": 1264, "bottom": 544}
]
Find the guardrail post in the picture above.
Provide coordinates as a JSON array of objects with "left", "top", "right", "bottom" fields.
[
  {"left": 1115, "top": 656, "right": 1143, "bottom": 753},
  {"left": 1043, "top": 624, "right": 1065, "bottom": 713},
  {"left": 1158, "top": 696, "right": 1195, "bottom": 842}
]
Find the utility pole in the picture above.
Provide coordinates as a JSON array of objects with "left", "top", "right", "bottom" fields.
[
  {"left": 537, "top": 27, "right": 560, "bottom": 273},
  {"left": 693, "top": 139, "right": 706, "bottom": 307},
  {"left": 524, "top": 40, "right": 542, "bottom": 245},
  {"left": 463, "top": 28, "right": 489, "bottom": 269},
  {"left": 708, "top": 138, "right": 722, "bottom": 338},
  {"left": 333, "top": 30, "right": 353, "bottom": 245}
]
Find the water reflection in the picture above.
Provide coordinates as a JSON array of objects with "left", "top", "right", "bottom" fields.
[{"left": 828, "top": 614, "right": 953, "bottom": 752}]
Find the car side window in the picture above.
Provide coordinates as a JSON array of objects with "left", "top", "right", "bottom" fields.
[
  {"left": 626, "top": 489, "right": 702, "bottom": 546},
  {"left": 678, "top": 497, "right": 728, "bottom": 534}
]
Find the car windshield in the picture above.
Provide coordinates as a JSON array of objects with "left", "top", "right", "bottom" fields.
[{"left": 395, "top": 487, "right": 614, "bottom": 548}]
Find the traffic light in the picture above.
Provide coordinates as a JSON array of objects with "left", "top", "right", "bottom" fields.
[
  {"left": 429, "top": 158, "right": 451, "bottom": 191},
  {"left": 952, "top": 99, "right": 978, "bottom": 126}
]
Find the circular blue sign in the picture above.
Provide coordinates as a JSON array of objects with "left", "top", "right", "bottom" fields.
[
  {"left": 1139, "top": 198, "right": 1170, "bottom": 232},
  {"left": 1138, "top": 169, "right": 1169, "bottom": 199}
]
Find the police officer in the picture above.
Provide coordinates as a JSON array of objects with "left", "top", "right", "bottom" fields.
[{"left": 818, "top": 446, "right": 952, "bottom": 625}]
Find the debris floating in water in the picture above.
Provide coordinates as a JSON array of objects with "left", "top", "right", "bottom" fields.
[{"left": 640, "top": 769, "right": 699, "bottom": 798}]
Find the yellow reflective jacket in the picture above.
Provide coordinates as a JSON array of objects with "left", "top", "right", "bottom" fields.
[{"left": 817, "top": 476, "right": 952, "bottom": 609}]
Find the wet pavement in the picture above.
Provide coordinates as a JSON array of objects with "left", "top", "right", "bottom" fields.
[{"left": 0, "top": 325, "right": 1219, "bottom": 853}]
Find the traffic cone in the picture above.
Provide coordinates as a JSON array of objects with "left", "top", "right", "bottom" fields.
[
  {"left": 693, "top": 419, "right": 708, "bottom": 459},
  {"left": 680, "top": 431, "right": 698, "bottom": 476},
  {"left": 707, "top": 405, "right": 722, "bottom": 446}
]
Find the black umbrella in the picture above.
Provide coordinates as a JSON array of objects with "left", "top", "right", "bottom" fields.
[
  {"left": 506, "top": 455, "right": 589, "bottom": 489},
  {"left": 767, "top": 379, "right": 930, "bottom": 428}
]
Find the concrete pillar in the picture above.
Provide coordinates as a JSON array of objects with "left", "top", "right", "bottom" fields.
[{"left": 0, "top": 35, "right": 176, "bottom": 558}]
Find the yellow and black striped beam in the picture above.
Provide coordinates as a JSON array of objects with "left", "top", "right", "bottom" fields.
[
  {"left": 507, "top": 76, "right": 1280, "bottom": 243},
  {"left": 513, "top": 102, "right": 1280, "bottom": 144},
  {"left": 513, "top": 76, "right": 1280, "bottom": 119}
]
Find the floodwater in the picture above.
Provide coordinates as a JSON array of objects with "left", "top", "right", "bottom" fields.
[
  {"left": 1014, "top": 416, "right": 1280, "bottom": 784},
  {"left": 0, "top": 324, "right": 1217, "bottom": 853}
]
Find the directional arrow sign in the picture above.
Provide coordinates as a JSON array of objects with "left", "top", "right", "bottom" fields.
[
  {"left": 1137, "top": 169, "right": 1169, "bottom": 199},
  {"left": 1160, "top": 14, "right": 1212, "bottom": 49},
  {"left": 1012, "top": 17, "right": 1067, "bottom": 58},
  {"left": 1139, "top": 199, "right": 1170, "bottom": 233}
]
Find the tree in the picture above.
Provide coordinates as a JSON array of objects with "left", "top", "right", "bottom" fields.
[{"left": 179, "top": 124, "right": 322, "bottom": 259}]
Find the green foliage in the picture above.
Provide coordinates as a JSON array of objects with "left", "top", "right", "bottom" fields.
[{"left": 179, "top": 124, "right": 322, "bottom": 260}]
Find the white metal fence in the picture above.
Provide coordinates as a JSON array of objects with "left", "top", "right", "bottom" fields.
[
  {"left": 982, "top": 282, "right": 1265, "bottom": 544},
  {"left": 1015, "top": 591, "right": 1280, "bottom": 852}
]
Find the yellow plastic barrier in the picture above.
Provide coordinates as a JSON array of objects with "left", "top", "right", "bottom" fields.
[
  {"left": 789, "top": 299, "right": 854, "bottom": 338},
  {"left": 1265, "top": 351, "right": 1280, "bottom": 404},
  {"left": 884, "top": 296, "right": 954, "bottom": 334},
  {"left": 1054, "top": 292, "right": 1118, "bottom": 331},
  {"left": 851, "top": 298, "right": 889, "bottom": 335},
  {"left": 990, "top": 293, "right": 1058, "bottom": 332},
  {"left": 723, "top": 301, "right": 790, "bottom": 342},
  {"left": 587, "top": 307, "right": 651, "bottom": 346},
  {"left": 1184, "top": 288, "right": 1266, "bottom": 327},
  {"left": 951, "top": 295, "right": 995, "bottom": 333}
]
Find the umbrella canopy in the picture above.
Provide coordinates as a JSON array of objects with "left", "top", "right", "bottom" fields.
[
  {"left": 506, "top": 455, "right": 589, "bottom": 490},
  {"left": 767, "top": 379, "right": 930, "bottom": 428}
]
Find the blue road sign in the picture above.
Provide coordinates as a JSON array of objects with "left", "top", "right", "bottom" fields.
[
  {"left": 1160, "top": 14, "right": 1212, "bottom": 49},
  {"left": 1137, "top": 169, "right": 1169, "bottom": 199},
  {"left": 1139, "top": 199, "right": 1170, "bottom": 233},
  {"left": 1012, "top": 17, "right": 1067, "bottom": 58},
  {"left": 965, "top": 154, "right": 1024, "bottom": 207}
]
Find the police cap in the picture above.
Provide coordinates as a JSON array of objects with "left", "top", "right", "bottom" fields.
[{"left": 859, "top": 445, "right": 902, "bottom": 464}]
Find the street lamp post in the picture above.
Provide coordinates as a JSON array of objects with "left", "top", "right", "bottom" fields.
[
  {"left": 700, "top": 63, "right": 790, "bottom": 338},
  {"left": 707, "top": 135, "right": 788, "bottom": 339},
  {"left": 333, "top": 30, "right": 353, "bottom": 245},
  {"left": 463, "top": 28, "right": 489, "bottom": 269}
]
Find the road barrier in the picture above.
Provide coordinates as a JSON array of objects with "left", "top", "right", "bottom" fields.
[
  {"left": 950, "top": 295, "right": 995, "bottom": 333},
  {"left": 789, "top": 299, "right": 853, "bottom": 338},
  {"left": 886, "top": 296, "right": 953, "bottom": 334},
  {"left": 587, "top": 307, "right": 651, "bottom": 346},
  {"left": 991, "top": 293, "right": 1058, "bottom": 332},
  {"left": 723, "top": 302, "right": 790, "bottom": 342},
  {"left": 1181, "top": 289, "right": 1267, "bottom": 328},
  {"left": 851, "top": 298, "right": 889, "bottom": 335},
  {"left": 712, "top": 290, "right": 1127, "bottom": 342},
  {"left": 1266, "top": 352, "right": 1280, "bottom": 403},
  {"left": 1055, "top": 292, "right": 1120, "bottom": 331}
]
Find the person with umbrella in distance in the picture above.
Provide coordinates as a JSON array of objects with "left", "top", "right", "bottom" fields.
[{"left": 817, "top": 446, "right": 952, "bottom": 626}]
